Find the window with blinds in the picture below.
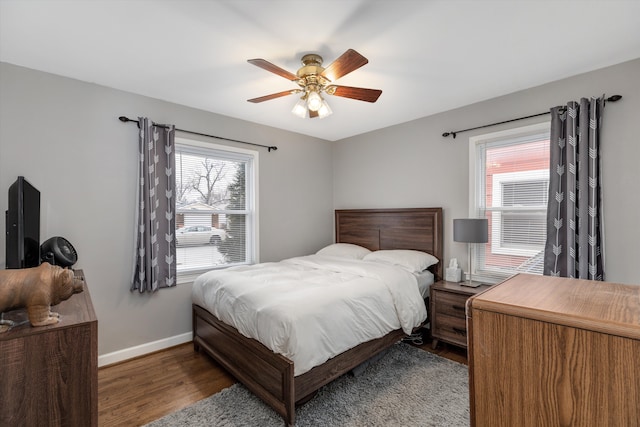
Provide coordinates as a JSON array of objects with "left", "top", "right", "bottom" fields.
[
  {"left": 470, "top": 123, "right": 550, "bottom": 282},
  {"left": 175, "top": 138, "right": 256, "bottom": 279}
]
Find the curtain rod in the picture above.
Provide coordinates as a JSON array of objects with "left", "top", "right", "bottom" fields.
[
  {"left": 118, "top": 116, "right": 278, "bottom": 152},
  {"left": 441, "top": 94, "right": 622, "bottom": 139}
]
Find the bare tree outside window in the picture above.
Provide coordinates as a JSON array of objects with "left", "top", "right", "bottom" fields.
[
  {"left": 176, "top": 154, "right": 236, "bottom": 207},
  {"left": 189, "top": 159, "right": 229, "bottom": 205}
]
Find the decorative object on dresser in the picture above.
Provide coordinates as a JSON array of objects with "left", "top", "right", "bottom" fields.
[
  {"left": 430, "top": 280, "right": 490, "bottom": 350},
  {"left": 40, "top": 236, "right": 78, "bottom": 268},
  {"left": 192, "top": 207, "right": 443, "bottom": 426},
  {"left": 453, "top": 218, "right": 488, "bottom": 287},
  {"left": 0, "top": 263, "right": 84, "bottom": 331},
  {"left": 467, "top": 273, "right": 640, "bottom": 427},
  {"left": 0, "top": 270, "right": 97, "bottom": 426}
]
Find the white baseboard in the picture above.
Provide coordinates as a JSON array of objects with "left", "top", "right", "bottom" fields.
[{"left": 98, "top": 331, "right": 193, "bottom": 368}]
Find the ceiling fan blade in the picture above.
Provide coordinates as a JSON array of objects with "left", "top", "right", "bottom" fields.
[
  {"left": 247, "top": 59, "right": 299, "bottom": 81},
  {"left": 327, "top": 85, "right": 382, "bottom": 103},
  {"left": 247, "top": 89, "right": 300, "bottom": 103},
  {"left": 321, "top": 49, "right": 368, "bottom": 82}
]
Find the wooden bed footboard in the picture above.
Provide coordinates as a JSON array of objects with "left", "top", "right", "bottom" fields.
[
  {"left": 193, "top": 304, "right": 405, "bottom": 426},
  {"left": 192, "top": 305, "right": 295, "bottom": 425}
]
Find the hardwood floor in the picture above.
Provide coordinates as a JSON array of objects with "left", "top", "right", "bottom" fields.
[
  {"left": 98, "top": 338, "right": 467, "bottom": 426},
  {"left": 98, "top": 343, "right": 235, "bottom": 426}
]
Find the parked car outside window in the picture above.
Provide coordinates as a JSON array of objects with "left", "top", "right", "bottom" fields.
[{"left": 176, "top": 226, "right": 226, "bottom": 247}]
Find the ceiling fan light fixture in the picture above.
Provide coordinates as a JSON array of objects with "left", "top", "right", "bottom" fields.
[
  {"left": 306, "top": 90, "right": 323, "bottom": 111},
  {"left": 248, "top": 49, "right": 382, "bottom": 119},
  {"left": 291, "top": 97, "right": 308, "bottom": 118},
  {"left": 317, "top": 100, "right": 332, "bottom": 119}
]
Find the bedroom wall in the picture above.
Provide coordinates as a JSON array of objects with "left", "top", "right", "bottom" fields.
[
  {"left": 333, "top": 58, "right": 640, "bottom": 286},
  {"left": 1, "top": 58, "right": 638, "bottom": 363},
  {"left": 0, "top": 62, "right": 334, "bottom": 359}
]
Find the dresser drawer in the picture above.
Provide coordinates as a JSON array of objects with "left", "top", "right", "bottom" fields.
[{"left": 433, "top": 290, "right": 468, "bottom": 318}]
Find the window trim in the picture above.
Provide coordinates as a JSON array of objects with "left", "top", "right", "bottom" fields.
[
  {"left": 468, "top": 121, "right": 550, "bottom": 283},
  {"left": 175, "top": 137, "right": 259, "bottom": 284}
]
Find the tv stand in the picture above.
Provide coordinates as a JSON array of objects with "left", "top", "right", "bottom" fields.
[{"left": 0, "top": 270, "right": 97, "bottom": 426}]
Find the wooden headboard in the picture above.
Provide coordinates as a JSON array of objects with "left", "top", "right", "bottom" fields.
[{"left": 335, "top": 207, "right": 444, "bottom": 280}]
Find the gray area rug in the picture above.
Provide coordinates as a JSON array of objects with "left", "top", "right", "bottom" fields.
[{"left": 145, "top": 343, "right": 469, "bottom": 426}]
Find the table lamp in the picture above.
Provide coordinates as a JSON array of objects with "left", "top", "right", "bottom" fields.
[{"left": 453, "top": 218, "right": 488, "bottom": 287}]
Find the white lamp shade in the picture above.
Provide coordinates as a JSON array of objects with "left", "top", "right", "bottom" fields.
[
  {"left": 317, "top": 100, "right": 332, "bottom": 118},
  {"left": 453, "top": 218, "right": 488, "bottom": 243},
  {"left": 291, "top": 98, "right": 307, "bottom": 118}
]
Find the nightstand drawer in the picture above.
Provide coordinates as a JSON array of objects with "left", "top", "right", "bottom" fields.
[
  {"left": 430, "top": 281, "right": 491, "bottom": 350},
  {"left": 432, "top": 314, "right": 467, "bottom": 347},
  {"left": 433, "top": 290, "right": 468, "bottom": 318}
]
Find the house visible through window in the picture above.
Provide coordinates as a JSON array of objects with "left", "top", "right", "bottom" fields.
[
  {"left": 470, "top": 122, "right": 550, "bottom": 282},
  {"left": 175, "top": 137, "right": 257, "bottom": 280}
]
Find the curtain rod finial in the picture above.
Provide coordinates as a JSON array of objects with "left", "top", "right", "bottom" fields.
[
  {"left": 119, "top": 116, "right": 130, "bottom": 122},
  {"left": 608, "top": 95, "right": 622, "bottom": 102}
]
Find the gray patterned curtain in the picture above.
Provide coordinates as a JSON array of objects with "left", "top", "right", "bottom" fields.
[
  {"left": 543, "top": 96, "right": 605, "bottom": 280},
  {"left": 131, "top": 117, "right": 176, "bottom": 292}
]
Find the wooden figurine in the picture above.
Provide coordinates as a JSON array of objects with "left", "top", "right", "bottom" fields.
[{"left": 0, "top": 262, "right": 83, "bottom": 332}]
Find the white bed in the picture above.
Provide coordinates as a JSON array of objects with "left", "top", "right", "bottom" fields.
[
  {"left": 417, "top": 269, "right": 435, "bottom": 298},
  {"left": 192, "top": 251, "right": 433, "bottom": 375},
  {"left": 191, "top": 207, "right": 444, "bottom": 426}
]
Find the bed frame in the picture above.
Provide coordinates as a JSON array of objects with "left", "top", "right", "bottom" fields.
[{"left": 192, "top": 207, "right": 443, "bottom": 426}]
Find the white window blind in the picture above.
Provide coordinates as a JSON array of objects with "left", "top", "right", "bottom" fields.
[
  {"left": 175, "top": 138, "right": 256, "bottom": 279},
  {"left": 470, "top": 123, "right": 550, "bottom": 282}
]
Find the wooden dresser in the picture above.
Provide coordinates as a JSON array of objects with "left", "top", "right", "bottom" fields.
[
  {"left": 0, "top": 271, "right": 98, "bottom": 427},
  {"left": 467, "top": 273, "right": 640, "bottom": 427}
]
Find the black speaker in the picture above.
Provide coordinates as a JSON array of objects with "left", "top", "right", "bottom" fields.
[{"left": 40, "top": 236, "right": 78, "bottom": 268}]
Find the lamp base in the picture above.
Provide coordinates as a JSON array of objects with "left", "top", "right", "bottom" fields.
[{"left": 460, "top": 281, "right": 482, "bottom": 288}]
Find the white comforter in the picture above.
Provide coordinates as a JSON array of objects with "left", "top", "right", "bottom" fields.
[{"left": 191, "top": 255, "right": 427, "bottom": 376}]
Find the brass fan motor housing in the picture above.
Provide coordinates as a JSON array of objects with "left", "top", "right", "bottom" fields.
[
  {"left": 298, "top": 54, "right": 323, "bottom": 73},
  {"left": 296, "top": 54, "right": 330, "bottom": 91}
]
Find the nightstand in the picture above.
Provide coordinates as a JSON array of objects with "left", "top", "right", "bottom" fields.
[{"left": 430, "top": 280, "right": 490, "bottom": 349}]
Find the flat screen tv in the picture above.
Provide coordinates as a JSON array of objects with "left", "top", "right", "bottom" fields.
[{"left": 5, "top": 176, "right": 41, "bottom": 269}]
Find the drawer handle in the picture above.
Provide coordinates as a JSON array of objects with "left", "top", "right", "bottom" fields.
[
  {"left": 452, "top": 327, "right": 467, "bottom": 336},
  {"left": 452, "top": 304, "right": 465, "bottom": 311}
]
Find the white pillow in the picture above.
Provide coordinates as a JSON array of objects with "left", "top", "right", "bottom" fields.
[
  {"left": 363, "top": 249, "right": 439, "bottom": 273},
  {"left": 316, "top": 243, "right": 372, "bottom": 260}
]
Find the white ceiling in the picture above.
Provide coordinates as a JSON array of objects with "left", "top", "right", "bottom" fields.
[{"left": 1, "top": 0, "right": 639, "bottom": 141}]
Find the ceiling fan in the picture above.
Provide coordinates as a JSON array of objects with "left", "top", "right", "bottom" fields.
[{"left": 247, "top": 49, "right": 382, "bottom": 119}]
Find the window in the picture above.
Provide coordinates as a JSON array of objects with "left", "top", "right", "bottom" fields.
[
  {"left": 469, "top": 123, "right": 550, "bottom": 282},
  {"left": 491, "top": 169, "right": 548, "bottom": 256},
  {"left": 175, "top": 137, "right": 257, "bottom": 281}
]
